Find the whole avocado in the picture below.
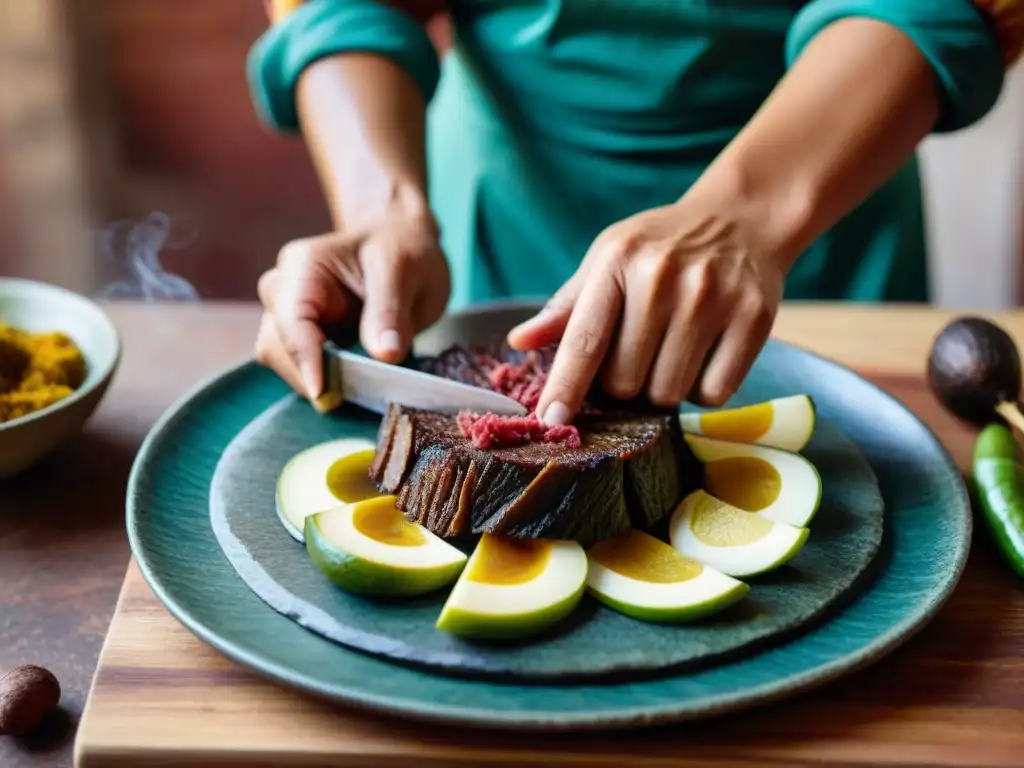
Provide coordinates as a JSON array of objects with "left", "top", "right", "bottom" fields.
[{"left": 927, "top": 316, "right": 1022, "bottom": 425}]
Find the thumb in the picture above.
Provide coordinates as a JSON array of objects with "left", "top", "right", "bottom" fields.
[
  {"left": 274, "top": 237, "right": 350, "bottom": 398},
  {"left": 507, "top": 277, "right": 584, "bottom": 351},
  {"left": 358, "top": 240, "right": 416, "bottom": 363},
  {"left": 277, "top": 312, "right": 325, "bottom": 400}
]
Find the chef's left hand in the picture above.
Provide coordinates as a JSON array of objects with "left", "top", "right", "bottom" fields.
[{"left": 507, "top": 197, "right": 787, "bottom": 426}]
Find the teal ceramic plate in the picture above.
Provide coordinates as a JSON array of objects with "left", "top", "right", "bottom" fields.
[
  {"left": 209, "top": 393, "right": 883, "bottom": 681},
  {"left": 127, "top": 304, "right": 970, "bottom": 730}
]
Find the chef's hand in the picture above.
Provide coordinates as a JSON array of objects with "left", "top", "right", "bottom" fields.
[
  {"left": 507, "top": 197, "right": 786, "bottom": 426},
  {"left": 254, "top": 206, "right": 450, "bottom": 402}
]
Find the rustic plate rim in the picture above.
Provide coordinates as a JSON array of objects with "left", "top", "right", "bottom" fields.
[{"left": 125, "top": 308, "right": 971, "bottom": 731}]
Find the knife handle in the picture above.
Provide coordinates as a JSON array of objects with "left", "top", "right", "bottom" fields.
[{"left": 312, "top": 343, "right": 345, "bottom": 414}]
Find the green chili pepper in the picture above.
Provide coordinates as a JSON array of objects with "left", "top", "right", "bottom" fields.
[{"left": 972, "top": 423, "right": 1024, "bottom": 579}]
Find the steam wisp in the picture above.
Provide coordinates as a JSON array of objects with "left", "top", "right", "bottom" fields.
[{"left": 95, "top": 212, "right": 200, "bottom": 301}]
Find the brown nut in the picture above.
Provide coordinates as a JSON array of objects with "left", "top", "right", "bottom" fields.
[{"left": 0, "top": 665, "right": 61, "bottom": 737}]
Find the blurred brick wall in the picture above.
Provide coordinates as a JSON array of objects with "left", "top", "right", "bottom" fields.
[
  {"left": 0, "top": 155, "right": 12, "bottom": 260},
  {"left": 98, "top": 0, "right": 330, "bottom": 299},
  {"left": 0, "top": 0, "right": 448, "bottom": 300},
  {"left": 4, "top": 1, "right": 1019, "bottom": 307},
  {"left": 95, "top": 0, "right": 453, "bottom": 300}
]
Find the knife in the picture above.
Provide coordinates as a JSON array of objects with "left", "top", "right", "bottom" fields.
[{"left": 314, "top": 341, "right": 530, "bottom": 417}]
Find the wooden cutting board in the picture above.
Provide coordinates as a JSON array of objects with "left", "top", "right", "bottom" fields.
[{"left": 74, "top": 309, "right": 1024, "bottom": 767}]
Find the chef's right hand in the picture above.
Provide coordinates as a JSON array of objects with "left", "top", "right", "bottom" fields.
[{"left": 254, "top": 206, "right": 451, "bottom": 403}]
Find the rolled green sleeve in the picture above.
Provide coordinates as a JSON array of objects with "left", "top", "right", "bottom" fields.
[
  {"left": 247, "top": 0, "right": 441, "bottom": 133},
  {"left": 786, "top": 0, "right": 1006, "bottom": 133}
]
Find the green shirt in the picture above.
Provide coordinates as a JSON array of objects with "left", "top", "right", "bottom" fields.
[{"left": 248, "top": 0, "right": 1005, "bottom": 310}]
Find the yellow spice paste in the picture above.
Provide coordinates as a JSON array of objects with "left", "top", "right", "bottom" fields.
[{"left": 0, "top": 321, "right": 87, "bottom": 423}]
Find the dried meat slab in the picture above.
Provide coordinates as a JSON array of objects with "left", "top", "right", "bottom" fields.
[{"left": 369, "top": 343, "right": 702, "bottom": 544}]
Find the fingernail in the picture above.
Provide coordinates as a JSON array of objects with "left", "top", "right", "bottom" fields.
[
  {"left": 542, "top": 401, "right": 571, "bottom": 427},
  {"left": 517, "top": 304, "right": 555, "bottom": 325},
  {"left": 510, "top": 312, "right": 553, "bottom": 343},
  {"left": 509, "top": 318, "right": 536, "bottom": 335},
  {"left": 299, "top": 361, "right": 319, "bottom": 399},
  {"left": 378, "top": 329, "right": 402, "bottom": 354}
]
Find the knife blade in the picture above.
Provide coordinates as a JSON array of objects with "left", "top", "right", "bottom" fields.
[{"left": 316, "top": 342, "right": 530, "bottom": 417}]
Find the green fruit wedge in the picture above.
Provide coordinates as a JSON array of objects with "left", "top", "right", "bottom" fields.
[
  {"left": 436, "top": 533, "right": 588, "bottom": 640},
  {"left": 305, "top": 496, "right": 467, "bottom": 598}
]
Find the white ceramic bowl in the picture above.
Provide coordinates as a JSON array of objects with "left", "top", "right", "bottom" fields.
[{"left": 0, "top": 278, "right": 121, "bottom": 479}]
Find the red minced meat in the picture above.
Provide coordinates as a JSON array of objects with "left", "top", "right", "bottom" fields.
[
  {"left": 454, "top": 354, "right": 582, "bottom": 450},
  {"left": 456, "top": 411, "right": 582, "bottom": 450},
  {"left": 487, "top": 360, "right": 546, "bottom": 411}
]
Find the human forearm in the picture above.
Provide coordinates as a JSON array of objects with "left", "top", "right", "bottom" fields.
[
  {"left": 256, "top": 51, "right": 448, "bottom": 391},
  {"left": 249, "top": 0, "right": 443, "bottom": 230},
  {"left": 296, "top": 53, "right": 431, "bottom": 233},
  {"left": 516, "top": 15, "right": 971, "bottom": 418},
  {"left": 691, "top": 17, "right": 940, "bottom": 272}
]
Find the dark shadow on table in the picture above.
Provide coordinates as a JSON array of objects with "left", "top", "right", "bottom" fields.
[
  {"left": 0, "top": 427, "right": 136, "bottom": 768},
  {"left": 0, "top": 426, "right": 135, "bottom": 535}
]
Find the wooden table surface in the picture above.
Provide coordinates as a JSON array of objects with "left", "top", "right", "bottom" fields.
[
  {"left": 0, "top": 302, "right": 261, "bottom": 768},
  {"left": 2, "top": 302, "right": 1022, "bottom": 767}
]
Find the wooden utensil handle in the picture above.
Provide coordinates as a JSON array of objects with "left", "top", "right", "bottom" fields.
[{"left": 995, "top": 401, "right": 1024, "bottom": 433}]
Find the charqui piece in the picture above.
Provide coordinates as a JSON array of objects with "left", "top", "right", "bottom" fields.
[
  {"left": 369, "top": 341, "right": 701, "bottom": 544},
  {"left": 417, "top": 341, "right": 556, "bottom": 390}
]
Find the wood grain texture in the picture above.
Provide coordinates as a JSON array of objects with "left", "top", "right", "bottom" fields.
[{"left": 73, "top": 304, "right": 1024, "bottom": 768}]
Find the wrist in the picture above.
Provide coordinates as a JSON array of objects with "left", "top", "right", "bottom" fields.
[
  {"left": 681, "top": 141, "right": 818, "bottom": 275},
  {"left": 333, "top": 175, "right": 434, "bottom": 236}
]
